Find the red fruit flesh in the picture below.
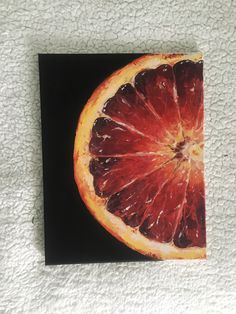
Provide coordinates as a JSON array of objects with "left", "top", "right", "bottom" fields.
[
  {"left": 90, "top": 155, "right": 170, "bottom": 198},
  {"left": 102, "top": 83, "right": 168, "bottom": 142},
  {"left": 89, "top": 59, "right": 205, "bottom": 248},
  {"left": 89, "top": 117, "right": 163, "bottom": 156},
  {"left": 107, "top": 160, "right": 177, "bottom": 227},
  {"left": 135, "top": 64, "right": 181, "bottom": 139},
  {"left": 173, "top": 60, "right": 203, "bottom": 130},
  {"left": 173, "top": 165, "right": 206, "bottom": 248},
  {"left": 139, "top": 162, "right": 190, "bottom": 243}
]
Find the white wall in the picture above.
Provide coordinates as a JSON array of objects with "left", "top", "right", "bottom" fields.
[{"left": 0, "top": 0, "right": 235, "bottom": 313}]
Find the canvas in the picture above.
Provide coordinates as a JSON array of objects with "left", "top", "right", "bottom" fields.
[{"left": 39, "top": 53, "right": 206, "bottom": 265}]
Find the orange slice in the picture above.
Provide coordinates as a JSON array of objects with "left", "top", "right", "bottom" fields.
[{"left": 74, "top": 53, "right": 206, "bottom": 260}]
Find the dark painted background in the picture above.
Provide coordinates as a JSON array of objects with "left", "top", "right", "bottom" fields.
[{"left": 39, "top": 54, "right": 153, "bottom": 265}]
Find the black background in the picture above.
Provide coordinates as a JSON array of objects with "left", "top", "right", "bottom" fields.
[{"left": 39, "top": 54, "right": 153, "bottom": 265}]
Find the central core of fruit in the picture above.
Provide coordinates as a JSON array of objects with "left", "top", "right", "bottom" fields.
[{"left": 172, "top": 138, "right": 202, "bottom": 162}]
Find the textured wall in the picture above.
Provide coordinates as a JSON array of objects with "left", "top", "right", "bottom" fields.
[{"left": 0, "top": 0, "right": 236, "bottom": 313}]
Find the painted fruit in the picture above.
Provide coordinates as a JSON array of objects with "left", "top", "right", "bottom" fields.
[{"left": 74, "top": 53, "right": 206, "bottom": 260}]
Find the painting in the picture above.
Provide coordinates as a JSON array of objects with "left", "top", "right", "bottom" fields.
[{"left": 39, "top": 53, "right": 206, "bottom": 264}]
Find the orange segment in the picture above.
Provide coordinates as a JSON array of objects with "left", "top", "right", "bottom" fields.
[
  {"left": 135, "top": 64, "right": 182, "bottom": 139},
  {"left": 173, "top": 60, "right": 203, "bottom": 131},
  {"left": 139, "top": 161, "right": 191, "bottom": 242},
  {"left": 174, "top": 161, "right": 206, "bottom": 248},
  {"left": 102, "top": 83, "right": 168, "bottom": 143},
  {"left": 89, "top": 117, "right": 164, "bottom": 156},
  {"left": 107, "top": 159, "right": 177, "bottom": 227},
  {"left": 89, "top": 154, "right": 170, "bottom": 198}
]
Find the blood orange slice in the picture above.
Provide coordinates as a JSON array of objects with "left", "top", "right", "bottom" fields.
[{"left": 74, "top": 53, "right": 206, "bottom": 260}]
